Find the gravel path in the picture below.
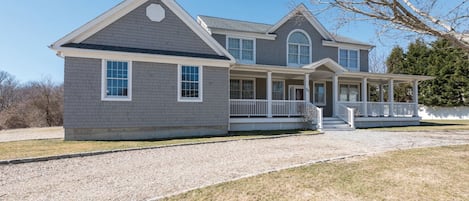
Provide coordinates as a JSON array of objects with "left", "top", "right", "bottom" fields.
[
  {"left": 1, "top": 130, "right": 468, "bottom": 201},
  {"left": 0, "top": 127, "right": 63, "bottom": 142}
]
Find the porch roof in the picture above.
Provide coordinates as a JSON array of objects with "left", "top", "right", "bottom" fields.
[{"left": 341, "top": 71, "right": 434, "bottom": 82}]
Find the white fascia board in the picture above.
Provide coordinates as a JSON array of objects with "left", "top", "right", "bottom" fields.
[
  {"left": 268, "top": 4, "right": 333, "bottom": 40},
  {"left": 57, "top": 47, "right": 232, "bottom": 67},
  {"left": 162, "top": 0, "right": 236, "bottom": 62},
  {"left": 322, "top": 40, "right": 375, "bottom": 51},
  {"left": 302, "top": 58, "right": 348, "bottom": 73},
  {"left": 211, "top": 29, "right": 277, "bottom": 40},
  {"left": 196, "top": 16, "right": 212, "bottom": 34},
  {"left": 233, "top": 64, "right": 314, "bottom": 74},
  {"left": 51, "top": 0, "right": 147, "bottom": 49},
  {"left": 341, "top": 72, "right": 434, "bottom": 81}
]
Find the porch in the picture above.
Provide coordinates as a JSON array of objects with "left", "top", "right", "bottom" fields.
[{"left": 228, "top": 59, "right": 432, "bottom": 131}]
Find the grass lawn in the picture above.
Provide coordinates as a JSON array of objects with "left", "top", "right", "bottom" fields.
[
  {"left": 0, "top": 130, "right": 319, "bottom": 161},
  {"left": 164, "top": 144, "right": 469, "bottom": 201},
  {"left": 364, "top": 120, "right": 469, "bottom": 131}
]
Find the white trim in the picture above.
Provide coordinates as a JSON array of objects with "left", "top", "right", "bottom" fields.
[
  {"left": 272, "top": 80, "right": 286, "bottom": 100},
  {"left": 313, "top": 81, "right": 326, "bottom": 106},
  {"left": 322, "top": 40, "right": 374, "bottom": 50},
  {"left": 302, "top": 58, "right": 348, "bottom": 73},
  {"left": 210, "top": 28, "right": 276, "bottom": 40},
  {"left": 338, "top": 48, "right": 360, "bottom": 72},
  {"left": 338, "top": 83, "right": 360, "bottom": 102},
  {"left": 162, "top": 0, "right": 234, "bottom": 61},
  {"left": 52, "top": 0, "right": 147, "bottom": 49},
  {"left": 268, "top": 4, "right": 333, "bottom": 40},
  {"left": 229, "top": 117, "right": 304, "bottom": 124},
  {"left": 226, "top": 35, "right": 256, "bottom": 64},
  {"left": 288, "top": 85, "right": 305, "bottom": 101},
  {"left": 57, "top": 47, "right": 231, "bottom": 68},
  {"left": 177, "top": 65, "right": 203, "bottom": 102},
  {"left": 51, "top": 0, "right": 235, "bottom": 62},
  {"left": 286, "top": 29, "right": 312, "bottom": 67},
  {"left": 229, "top": 78, "right": 256, "bottom": 100},
  {"left": 101, "top": 60, "right": 133, "bottom": 101}
]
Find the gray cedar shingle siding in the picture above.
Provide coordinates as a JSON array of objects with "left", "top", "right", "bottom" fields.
[
  {"left": 209, "top": 15, "right": 370, "bottom": 72},
  {"left": 64, "top": 57, "right": 229, "bottom": 130},
  {"left": 83, "top": 0, "right": 217, "bottom": 56}
]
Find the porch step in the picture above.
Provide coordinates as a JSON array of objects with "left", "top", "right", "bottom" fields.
[{"left": 321, "top": 118, "right": 355, "bottom": 131}]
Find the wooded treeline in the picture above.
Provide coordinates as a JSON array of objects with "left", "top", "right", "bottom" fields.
[
  {"left": 387, "top": 38, "right": 469, "bottom": 106},
  {"left": 0, "top": 71, "right": 63, "bottom": 130}
]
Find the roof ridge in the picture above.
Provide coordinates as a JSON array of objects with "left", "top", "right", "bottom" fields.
[{"left": 198, "top": 15, "right": 273, "bottom": 27}]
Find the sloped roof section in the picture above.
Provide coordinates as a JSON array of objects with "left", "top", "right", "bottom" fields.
[
  {"left": 51, "top": 0, "right": 235, "bottom": 62},
  {"left": 198, "top": 15, "right": 272, "bottom": 34},
  {"left": 333, "top": 35, "right": 374, "bottom": 47}
]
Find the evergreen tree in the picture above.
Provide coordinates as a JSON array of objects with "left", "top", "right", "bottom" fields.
[{"left": 387, "top": 38, "right": 469, "bottom": 106}]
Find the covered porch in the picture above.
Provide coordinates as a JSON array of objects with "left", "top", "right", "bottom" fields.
[{"left": 228, "top": 59, "right": 432, "bottom": 131}]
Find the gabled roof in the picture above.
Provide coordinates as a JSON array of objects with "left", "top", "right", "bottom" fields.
[
  {"left": 198, "top": 15, "right": 271, "bottom": 34},
  {"left": 302, "top": 58, "right": 348, "bottom": 73},
  {"left": 51, "top": 0, "right": 235, "bottom": 62},
  {"left": 267, "top": 4, "right": 333, "bottom": 40},
  {"left": 197, "top": 4, "right": 373, "bottom": 48}
]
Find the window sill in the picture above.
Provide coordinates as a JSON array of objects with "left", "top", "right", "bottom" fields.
[{"left": 101, "top": 97, "right": 132, "bottom": 102}]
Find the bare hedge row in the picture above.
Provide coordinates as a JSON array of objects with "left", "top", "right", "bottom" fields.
[{"left": 0, "top": 71, "right": 63, "bottom": 130}]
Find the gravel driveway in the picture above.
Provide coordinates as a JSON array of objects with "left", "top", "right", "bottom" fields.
[{"left": 1, "top": 130, "right": 468, "bottom": 201}]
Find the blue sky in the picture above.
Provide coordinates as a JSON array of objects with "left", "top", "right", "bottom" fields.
[{"left": 0, "top": 0, "right": 403, "bottom": 83}]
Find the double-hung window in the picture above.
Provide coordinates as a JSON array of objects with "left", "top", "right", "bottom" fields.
[
  {"left": 288, "top": 30, "right": 311, "bottom": 66},
  {"left": 272, "top": 80, "right": 285, "bottom": 100},
  {"left": 230, "top": 79, "right": 255, "bottom": 99},
  {"left": 339, "top": 49, "right": 359, "bottom": 71},
  {"left": 314, "top": 82, "right": 326, "bottom": 105},
  {"left": 339, "top": 84, "right": 359, "bottom": 102},
  {"left": 227, "top": 37, "right": 255, "bottom": 64},
  {"left": 102, "top": 60, "right": 132, "bottom": 101},
  {"left": 178, "top": 65, "right": 203, "bottom": 102}
]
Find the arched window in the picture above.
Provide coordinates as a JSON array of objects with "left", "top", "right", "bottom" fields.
[{"left": 287, "top": 30, "right": 311, "bottom": 66}]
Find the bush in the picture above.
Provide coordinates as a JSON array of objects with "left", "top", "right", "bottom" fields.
[{"left": 4, "top": 115, "right": 29, "bottom": 129}]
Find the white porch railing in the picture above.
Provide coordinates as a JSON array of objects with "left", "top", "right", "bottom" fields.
[
  {"left": 337, "top": 103, "right": 355, "bottom": 128},
  {"left": 229, "top": 99, "right": 323, "bottom": 129},
  {"left": 338, "top": 102, "right": 417, "bottom": 117},
  {"left": 229, "top": 99, "right": 268, "bottom": 117}
]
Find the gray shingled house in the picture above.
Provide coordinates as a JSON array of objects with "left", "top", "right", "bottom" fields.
[{"left": 51, "top": 0, "right": 432, "bottom": 140}]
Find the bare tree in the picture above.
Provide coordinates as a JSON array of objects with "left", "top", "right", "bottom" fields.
[
  {"left": 312, "top": 0, "right": 469, "bottom": 52},
  {"left": 368, "top": 49, "right": 388, "bottom": 73},
  {"left": 27, "top": 78, "right": 64, "bottom": 127},
  {"left": 0, "top": 70, "right": 19, "bottom": 112}
]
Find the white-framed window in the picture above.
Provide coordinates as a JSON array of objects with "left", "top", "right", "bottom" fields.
[
  {"left": 272, "top": 80, "right": 285, "bottom": 100},
  {"left": 101, "top": 60, "right": 132, "bottom": 101},
  {"left": 227, "top": 37, "right": 255, "bottom": 64},
  {"left": 287, "top": 30, "right": 311, "bottom": 66},
  {"left": 230, "top": 79, "right": 255, "bottom": 99},
  {"left": 339, "top": 84, "right": 360, "bottom": 102},
  {"left": 178, "top": 65, "right": 203, "bottom": 102},
  {"left": 313, "top": 82, "right": 326, "bottom": 105},
  {"left": 339, "top": 49, "right": 359, "bottom": 71}
]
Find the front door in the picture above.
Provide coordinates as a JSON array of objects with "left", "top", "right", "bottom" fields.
[{"left": 289, "top": 85, "right": 304, "bottom": 100}]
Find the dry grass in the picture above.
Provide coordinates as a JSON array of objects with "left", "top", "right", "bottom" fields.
[
  {"left": 0, "top": 130, "right": 319, "bottom": 160},
  {"left": 164, "top": 145, "right": 469, "bottom": 201},
  {"left": 365, "top": 120, "right": 469, "bottom": 131}
]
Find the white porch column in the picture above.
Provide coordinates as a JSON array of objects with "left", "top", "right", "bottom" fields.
[
  {"left": 332, "top": 74, "right": 338, "bottom": 117},
  {"left": 379, "top": 84, "right": 385, "bottom": 117},
  {"left": 267, "top": 71, "right": 273, "bottom": 118},
  {"left": 362, "top": 77, "right": 368, "bottom": 117},
  {"left": 304, "top": 74, "right": 310, "bottom": 103},
  {"left": 413, "top": 80, "right": 419, "bottom": 117},
  {"left": 388, "top": 79, "right": 394, "bottom": 117},
  {"left": 379, "top": 84, "right": 384, "bottom": 102}
]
